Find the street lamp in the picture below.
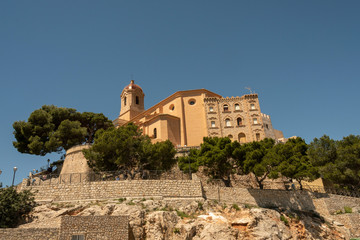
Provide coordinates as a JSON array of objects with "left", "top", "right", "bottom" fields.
[
  {"left": 12, "top": 167, "right": 17, "bottom": 186},
  {"left": 47, "top": 159, "right": 50, "bottom": 168}
]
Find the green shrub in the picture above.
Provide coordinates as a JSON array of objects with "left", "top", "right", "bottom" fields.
[
  {"left": 244, "top": 203, "right": 257, "bottom": 209},
  {"left": 344, "top": 206, "right": 352, "bottom": 213},
  {"left": 0, "top": 187, "right": 35, "bottom": 228},
  {"left": 280, "top": 215, "right": 289, "bottom": 226},
  {"left": 334, "top": 209, "right": 343, "bottom": 215},
  {"left": 176, "top": 210, "right": 190, "bottom": 219},
  {"left": 173, "top": 228, "right": 180, "bottom": 234},
  {"left": 118, "top": 198, "right": 126, "bottom": 203},
  {"left": 232, "top": 204, "right": 240, "bottom": 211},
  {"left": 197, "top": 201, "right": 204, "bottom": 211}
]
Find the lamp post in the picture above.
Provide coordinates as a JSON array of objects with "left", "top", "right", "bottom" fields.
[
  {"left": 12, "top": 167, "right": 17, "bottom": 186},
  {"left": 47, "top": 159, "right": 50, "bottom": 168}
]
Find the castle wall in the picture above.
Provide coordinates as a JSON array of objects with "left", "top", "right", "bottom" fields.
[
  {"left": 204, "top": 94, "right": 266, "bottom": 142},
  {"left": 261, "top": 113, "right": 276, "bottom": 139},
  {"left": 21, "top": 180, "right": 203, "bottom": 201},
  {"left": 60, "top": 145, "right": 92, "bottom": 176}
]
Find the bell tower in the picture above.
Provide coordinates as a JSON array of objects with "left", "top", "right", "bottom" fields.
[{"left": 119, "top": 80, "right": 145, "bottom": 121}]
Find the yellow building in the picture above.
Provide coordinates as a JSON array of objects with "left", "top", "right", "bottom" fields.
[{"left": 113, "top": 80, "right": 284, "bottom": 147}]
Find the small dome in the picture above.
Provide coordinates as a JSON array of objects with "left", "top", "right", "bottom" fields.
[{"left": 124, "top": 80, "right": 143, "bottom": 92}]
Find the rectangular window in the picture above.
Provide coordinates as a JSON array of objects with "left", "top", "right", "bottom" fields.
[
  {"left": 235, "top": 104, "right": 240, "bottom": 110},
  {"left": 225, "top": 119, "right": 231, "bottom": 127},
  {"left": 72, "top": 235, "right": 85, "bottom": 240},
  {"left": 209, "top": 106, "right": 214, "bottom": 112},
  {"left": 250, "top": 104, "right": 255, "bottom": 110},
  {"left": 211, "top": 121, "right": 216, "bottom": 127},
  {"left": 256, "top": 133, "right": 261, "bottom": 141},
  {"left": 253, "top": 118, "right": 258, "bottom": 124}
]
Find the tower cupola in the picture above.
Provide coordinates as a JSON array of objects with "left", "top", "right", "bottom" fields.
[{"left": 119, "top": 80, "right": 145, "bottom": 120}]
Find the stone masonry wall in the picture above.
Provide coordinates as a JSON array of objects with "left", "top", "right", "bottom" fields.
[
  {"left": 21, "top": 180, "right": 203, "bottom": 201},
  {"left": 203, "top": 186, "right": 317, "bottom": 212},
  {"left": 60, "top": 216, "right": 129, "bottom": 240},
  {"left": 0, "top": 228, "right": 59, "bottom": 240}
]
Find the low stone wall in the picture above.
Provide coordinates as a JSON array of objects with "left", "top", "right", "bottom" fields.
[
  {"left": 60, "top": 216, "right": 129, "bottom": 240},
  {"left": 314, "top": 193, "right": 360, "bottom": 214},
  {"left": 21, "top": 180, "right": 203, "bottom": 201},
  {"left": 0, "top": 228, "right": 59, "bottom": 240},
  {"left": 203, "top": 186, "right": 317, "bottom": 212}
]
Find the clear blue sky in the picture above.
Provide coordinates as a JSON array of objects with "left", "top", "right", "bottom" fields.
[{"left": 1, "top": 1, "right": 359, "bottom": 186}]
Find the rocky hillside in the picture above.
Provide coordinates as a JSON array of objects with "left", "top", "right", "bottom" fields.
[{"left": 17, "top": 198, "right": 353, "bottom": 240}]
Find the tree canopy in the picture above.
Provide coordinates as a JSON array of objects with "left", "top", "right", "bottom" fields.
[
  {"left": 12, "top": 105, "right": 112, "bottom": 156},
  {"left": 83, "top": 123, "right": 177, "bottom": 173},
  {"left": 309, "top": 134, "right": 360, "bottom": 190},
  {"left": 179, "top": 137, "right": 321, "bottom": 189},
  {"left": 240, "top": 138, "right": 278, "bottom": 189},
  {"left": 271, "top": 138, "right": 318, "bottom": 189}
]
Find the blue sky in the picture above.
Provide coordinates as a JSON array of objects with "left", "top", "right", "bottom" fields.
[{"left": 1, "top": 1, "right": 359, "bottom": 186}]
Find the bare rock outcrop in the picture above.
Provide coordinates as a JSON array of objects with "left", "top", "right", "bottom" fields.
[{"left": 17, "top": 198, "right": 351, "bottom": 239}]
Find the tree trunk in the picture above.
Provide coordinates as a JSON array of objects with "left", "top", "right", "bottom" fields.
[{"left": 298, "top": 180, "right": 303, "bottom": 190}]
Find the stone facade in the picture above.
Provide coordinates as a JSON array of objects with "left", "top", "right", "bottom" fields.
[
  {"left": 203, "top": 186, "right": 317, "bottom": 212},
  {"left": 60, "top": 216, "right": 129, "bottom": 240},
  {"left": 0, "top": 228, "right": 59, "bottom": 240},
  {"left": 0, "top": 216, "right": 129, "bottom": 240},
  {"left": 21, "top": 180, "right": 203, "bottom": 202},
  {"left": 60, "top": 145, "right": 92, "bottom": 177},
  {"left": 114, "top": 80, "right": 284, "bottom": 146},
  {"left": 204, "top": 94, "right": 282, "bottom": 142}
]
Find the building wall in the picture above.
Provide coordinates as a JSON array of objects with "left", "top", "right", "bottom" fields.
[
  {"left": 130, "top": 90, "right": 219, "bottom": 146},
  {"left": 0, "top": 228, "right": 59, "bottom": 240},
  {"left": 204, "top": 94, "right": 266, "bottom": 142},
  {"left": 60, "top": 216, "right": 129, "bottom": 240},
  {"left": 116, "top": 84, "right": 285, "bottom": 146},
  {"left": 261, "top": 113, "right": 276, "bottom": 139}
]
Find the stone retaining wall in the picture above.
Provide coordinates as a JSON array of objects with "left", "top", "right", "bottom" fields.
[
  {"left": 60, "top": 216, "right": 129, "bottom": 240},
  {"left": 203, "top": 186, "right": 317, "bottom": 212},
  {"left": 21, "top": 180, "right": 203, "bottom": 201},
  {"left": 0, "top": 228, "right": 59, "bottom": 240}
]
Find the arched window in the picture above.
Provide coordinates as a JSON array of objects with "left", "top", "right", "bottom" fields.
[
  {"left": 250, "top": 103, "right": 255, "bottom": 110},
  {"left": 223, "top": 104, "right": 229, "bottom": 112},
  {"left": 124, "top": 97, "right": 127, "bottom": 106},
  {"left": 235, "top": 104, "right": 240, "bottom": 110},
  {"left": 209, "top": 106, "right": 214, "bottom": 112},
  {"left": 225, "top": 118, "right": 231, "bottom": 127},
  {"left": 153, "top": 128, "right": 157, "bottom": 139},
  {"left": 136, "top": 96, "right": 139, "bottom": 105},
  {"left": 237, "top": 117, "right": 242, "bottom": 126},
  {"left": 253, "top": 118, "right": 258, "bottom": 124},
  {"left": 228, "top": 135, "right": 233, "bottom": 139},
  {"left": 211, "top": 121, "right": 216, "bottom": 127},
  {"left": 238, "top": 133, "right": 246, "bottom": 144}
]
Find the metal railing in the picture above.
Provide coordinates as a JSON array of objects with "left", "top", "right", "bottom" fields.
[{"left": 27, "top": 170, "right": 191, "bottom": 186}]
